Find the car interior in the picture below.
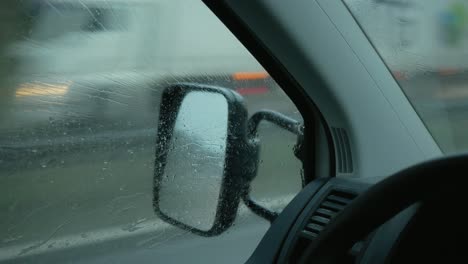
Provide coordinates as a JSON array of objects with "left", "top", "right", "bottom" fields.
[{"left": 2, "top": 0, "right": 468, "bottom": 263}]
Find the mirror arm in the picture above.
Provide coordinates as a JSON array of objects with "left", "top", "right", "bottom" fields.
[
  {"left": 247, "top": 110, "right": 302, "bottom": 136},
  {"left": 248, "top": 110, "right": 305, "bottom": 164},
  {"left": 241, "top": 110, "right": 305, "bottom": 223},
  {"left": 241, "top": 191, "right": 278, "bottom": 223}
]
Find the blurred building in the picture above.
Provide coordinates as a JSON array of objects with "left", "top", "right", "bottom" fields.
[{"left": 1, "top": 0, "right": 273, "bottom": 134}]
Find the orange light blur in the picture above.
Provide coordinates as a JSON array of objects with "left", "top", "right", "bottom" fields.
[
  {"left": 16, "top": 82, "right": 71, "bottom": 97},
  {"left": 232, "top": 71, "right": 269, "bottom": 80},
  {"left": 438, "top": 68, "right": 459, "bottom": 76}
]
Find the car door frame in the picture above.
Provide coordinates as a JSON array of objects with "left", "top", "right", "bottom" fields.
[
  {"left": 203, "top": 0, "right": 336, "bottom": 184},
  {"left": 204, "top": 0, "right": 442, "bottom": 181}
]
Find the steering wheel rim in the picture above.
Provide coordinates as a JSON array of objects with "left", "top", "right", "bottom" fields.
[{"left": 299, "top": 154, "right": 468, "bottom": 263}]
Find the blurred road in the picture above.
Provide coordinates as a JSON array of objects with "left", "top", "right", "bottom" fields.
[{"left": 0, "top": 91, "right": 303, "bottom": 262}]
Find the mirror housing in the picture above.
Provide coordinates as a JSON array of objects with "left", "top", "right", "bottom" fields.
[{"left": 153, "top": 83, "right": 259, "bottom": 236}]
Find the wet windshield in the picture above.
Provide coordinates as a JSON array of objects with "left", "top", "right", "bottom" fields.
[
  {"left": 0, "top": 0, "right": 303, "bottom": 262},
  {"left": 344, "top": 0, "right": 468, "bottom": 153}
]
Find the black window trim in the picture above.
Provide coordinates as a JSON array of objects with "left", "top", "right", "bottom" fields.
[{"left": 203, "top": 0, "right": 336, "bottom": 182}]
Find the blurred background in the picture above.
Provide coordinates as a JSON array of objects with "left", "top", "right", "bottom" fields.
[
  {"left": 0, "top": 0, "right": 302, "bottom": 262},
  {"left": 3, "top": 0, "right": 468, "bottom": 262},
  {"left": 346, "top": 0, "right": 468, "bottom": 152}
]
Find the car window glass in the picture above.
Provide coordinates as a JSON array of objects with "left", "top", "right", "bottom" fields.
[
  {"left": 344, "top": 0, "right": 468, "bottom": 154},
  {"left": 0, "top": 0, "right": 302, "bottom": 262}
]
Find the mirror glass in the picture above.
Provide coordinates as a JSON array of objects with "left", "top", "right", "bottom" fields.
[{"left": 158, "top": 91, "right": 228, "bottom": 231}]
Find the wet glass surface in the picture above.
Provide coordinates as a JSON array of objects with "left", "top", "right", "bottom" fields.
[
  {"left": 345, "top": 0, "right": 468, "bottom": 153},
  {"left": 0, "top": 0, "right": 302, "bottom": 262}
]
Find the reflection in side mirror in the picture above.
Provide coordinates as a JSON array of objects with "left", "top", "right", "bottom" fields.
[
  {"left": 154, "top": 84, "right": 257, "bottom": 236},
  {"left": 159, "top": 92, "right": 228, "bottom": 231}
]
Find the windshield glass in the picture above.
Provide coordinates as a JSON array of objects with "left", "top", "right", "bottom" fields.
[{"left": 344, "top": 0, "right": 468, "bottom": 154}]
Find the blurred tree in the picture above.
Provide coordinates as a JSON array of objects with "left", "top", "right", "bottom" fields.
[{"left": 440, "top": 2, "right": 468, "bottom": 47}]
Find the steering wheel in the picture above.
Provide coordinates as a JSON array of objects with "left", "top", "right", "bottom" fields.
[{"left": 299, "top": 154, "right": 468, "bottom": 263}]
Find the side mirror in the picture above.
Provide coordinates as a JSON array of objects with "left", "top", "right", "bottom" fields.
[{"left": 153, "top": 84, "right": 258, "bottom": 236}]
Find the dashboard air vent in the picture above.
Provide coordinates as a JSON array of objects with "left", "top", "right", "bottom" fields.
[
  {"left": 287, "top": 190, "right": 359, "bottom": 263},
  {"left": 300, "top": 190, "right": 357, "bottom": 240},
  {"left": 331, "top": 127, "right": 353, "bottom": 174}
]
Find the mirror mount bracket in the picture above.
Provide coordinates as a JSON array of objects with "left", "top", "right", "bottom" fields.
[
  {"left": 242, "top": 192, "right": 279, "bottom": 222},
  {"left": 247, "top": 109, "right": 304, "bottom": 165},
  {"left": 248, "top": 110, "right": 303, "bottom": 137},
  {"left": 242, "top": 110, "right": 304, "bottom": 223}
]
